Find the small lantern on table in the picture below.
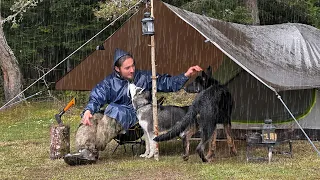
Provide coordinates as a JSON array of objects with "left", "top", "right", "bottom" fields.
[{"left": 262, "top": 119, "right": 277, "bottom": 144}]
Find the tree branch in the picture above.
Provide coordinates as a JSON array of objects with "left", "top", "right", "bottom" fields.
[
  {"left": 94, "top": 0, "right": 141, "bottom": 20},
  {"left": 1, "top": 0, "right": 43, "bottom": 25}
]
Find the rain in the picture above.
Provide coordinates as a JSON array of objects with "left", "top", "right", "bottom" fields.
[{"left": 1, "top": 0, "right": 320, "bottom": 179}]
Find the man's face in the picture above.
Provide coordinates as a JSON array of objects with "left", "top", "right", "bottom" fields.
[{"left": 115, "top": 57, "right": 135, "bottom": 80}]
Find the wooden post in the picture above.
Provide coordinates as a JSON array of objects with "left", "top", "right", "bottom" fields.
[{"left": 150, "top": 0, "right": 159, "bottom": 161}]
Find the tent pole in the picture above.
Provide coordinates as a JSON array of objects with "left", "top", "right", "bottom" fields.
[
  {"left": 150, "top": 0, "right": 159, "bottom": 161},
  {"left": 276, "top": 93, "right": 320, "bottom": 156}
]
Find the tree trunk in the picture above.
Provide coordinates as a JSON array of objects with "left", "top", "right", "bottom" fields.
[
  {"left": 0, "top": 16, "right": 24, "bottom": 104},
  {"left": 244, "top": 0, "right": 260, "bottom": 25}
]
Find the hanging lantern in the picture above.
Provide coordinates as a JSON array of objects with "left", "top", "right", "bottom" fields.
[
  {"left": 141, "top": 12, "right": 154, "bottom": 35},
  {"left": 262, "top": 119, "right": 277, "bottom": 143}
]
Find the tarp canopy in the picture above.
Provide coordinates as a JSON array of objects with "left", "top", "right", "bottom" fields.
[
  {"left": 55, "top": 1, "right": 320, "bottom": 92},
  {"left": 165, "top": 3, "right": 320, "bottom": 91}
]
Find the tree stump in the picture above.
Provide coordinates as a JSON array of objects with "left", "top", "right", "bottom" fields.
[{"left": 50, "top": 125, "right": 70, "bottom": 159}]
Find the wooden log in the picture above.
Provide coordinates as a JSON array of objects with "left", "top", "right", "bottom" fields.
[{"left": 50, "top": 124, "right": 70, "bottom": 159}]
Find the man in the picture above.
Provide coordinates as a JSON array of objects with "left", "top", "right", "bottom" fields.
[{"left": 64, "top": 48, "right": 202, "bottom": 166}]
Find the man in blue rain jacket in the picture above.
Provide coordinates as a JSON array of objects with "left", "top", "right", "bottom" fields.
[{"left": 64, "top": 48, "right": 202, "bottom": 166}]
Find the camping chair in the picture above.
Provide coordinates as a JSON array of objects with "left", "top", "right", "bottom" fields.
[
  {"left": 112, "top": 123, "right": 145, "bottom": 156},
  {"left": 111, "top": 96, "right": 165, "bottom": 156}
]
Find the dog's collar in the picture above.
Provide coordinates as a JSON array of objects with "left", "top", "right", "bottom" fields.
[{"left": 135, "top": 103, "right": 151, "bottom": 110}]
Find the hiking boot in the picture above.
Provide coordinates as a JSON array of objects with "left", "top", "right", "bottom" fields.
[{"left": 64, "top": 149, "right": 98, "bottom": 166}]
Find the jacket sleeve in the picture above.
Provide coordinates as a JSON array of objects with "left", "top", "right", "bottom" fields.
[
  {"left": 81, "top": 79, "right": 110, "bottom": 117},
  {"left": 156, "top": 73, "right": 189, "bottom": 92}
]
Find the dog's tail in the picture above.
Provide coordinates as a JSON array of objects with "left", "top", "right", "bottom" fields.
[{"left": 153, "top": 107, "right": 197, "bottom": 142}]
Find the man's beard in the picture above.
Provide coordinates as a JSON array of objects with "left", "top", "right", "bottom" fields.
[
  {"left": 126, "top": 73, "right": 134, "bottom": 82},
  {"left": 117, "top": 71, "right": 134, "bottom": 82}
]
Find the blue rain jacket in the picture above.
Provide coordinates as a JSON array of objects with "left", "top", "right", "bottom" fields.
[{"left": 82, "top": 70, "right": 189, "bottom": 129}]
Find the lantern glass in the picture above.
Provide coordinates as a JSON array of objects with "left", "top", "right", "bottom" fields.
[
  {"left": 146, "top": 21, "right": 154, "bottom": 33},
  {"left": 262, "top": 119, "right": 277, "bottom": 143},
  {"left": 141, "top": 12, "right": 154, "bottom": 35},
  {"left": 142, "top": 22, "right": 148, "bottom": 34}
]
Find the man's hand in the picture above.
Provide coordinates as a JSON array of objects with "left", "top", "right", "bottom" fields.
[
  {"left": 184, "top": 65, "right": 203, "bottom": 78},
  {"left": 81, "top": 110, "right": 93, "bottom": 126}
]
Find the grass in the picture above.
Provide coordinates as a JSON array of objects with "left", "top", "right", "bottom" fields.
[{"left": 0, "top": 99, "right": 320, "bottom": 179}]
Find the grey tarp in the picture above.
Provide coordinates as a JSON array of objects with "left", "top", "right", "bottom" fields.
[
  {"left": 164, "top": 3, "right": 320, "bottom": 136},
  {"left": 165, "top": 3, "right": 320, "bottom": 91}
]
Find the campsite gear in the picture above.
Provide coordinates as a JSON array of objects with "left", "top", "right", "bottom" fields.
[
  {"left": 50, "top": 98, "right": 75, "bottom": 159},
  {"left": 246, "top": 125, "right": 292, "bottom": 163},
  {"left": 112, "top": 123, "right": 145, "bottom": 156},
  {"left": 246, "top": 138, "right": 275, "bottom": 163},
  {"left": 141, "top": 12, "right": 155, "bottom": 35},
  {"left": 246, "top": 132, "right": 262, "bottom": 144},
  {"left": 64, "top": 149, "right": 98, "bottom": 166},
  {"left": 246, "top": 136, "right": 293, "bottom": 163},
  {"left": 112, "top": 96, "right": 163, "bottom": 155},
  {"left": 262, "top": 119, "right": 277, "bottom": 143},
  {"left": 55, "top": 98, "right": 76, "bottom": 126}
]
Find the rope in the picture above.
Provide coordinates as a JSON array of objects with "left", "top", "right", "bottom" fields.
[
  {"left": 276, "top": 93, "right": 320, "bottom": 156},
  {"left": 0, "top": 91, "right": 43, "bottom": 110},
  {"left": 0, "top": 0, "right": 143, "bottom": 111}
]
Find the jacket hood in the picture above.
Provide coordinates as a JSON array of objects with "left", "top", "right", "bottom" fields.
[{"left": 114, "top": 48, "right": 131, "bottom": 66}]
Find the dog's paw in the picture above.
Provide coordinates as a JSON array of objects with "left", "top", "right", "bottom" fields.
[
  {"left": 206, "top": 157, "right": 214, "bottom": 163},
  {"left": 205, "top": 153, "right": 215, "bottom": 160},
  {"left": 230, "top": 150, "right": 238, "bottom": 157},
  {"left": 140, "top": 152, "right": 149, "bottom": 158},
  {"left": 146, "top": 153, "right": 154, "bottom": 158},
  {"left": 182, "top": 155, "right": 189, "bottom": 161}
]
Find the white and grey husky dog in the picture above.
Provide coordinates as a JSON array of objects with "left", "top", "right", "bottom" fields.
[{"left": 131, "top": 87, "right": 196, "bottom": 159}]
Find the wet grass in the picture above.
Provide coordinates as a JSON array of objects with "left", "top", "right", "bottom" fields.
[{"left": 0, "top": 100, "right": 320, "bottom": 179}]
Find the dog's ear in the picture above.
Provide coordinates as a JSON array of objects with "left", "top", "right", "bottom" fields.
[
  {"left": 201, "top": 71, "right": 207, "bottom": 78},
  {"left": 134, "top": 87, "right": 143, "bottom": 95},
  {"left": 201, "top": 70, "right": 209, "bottom": 80},
  {"left": 138, "top": 87, "right": 144, "bottom": 94},
  {"left": 144, "top": 90, "right": 151, "bottom": 99},
  {"left": 206, "top": 66, "right": 213, "bottom": 78}
]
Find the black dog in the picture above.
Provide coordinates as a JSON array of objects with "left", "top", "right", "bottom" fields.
[{"left": 154, "top": 66, "right": 237, "bottom": 162}]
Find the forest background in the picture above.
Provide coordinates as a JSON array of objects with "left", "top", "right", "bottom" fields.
[{"left": 1, "top": 0, "right": 320, "bottom": 105}]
